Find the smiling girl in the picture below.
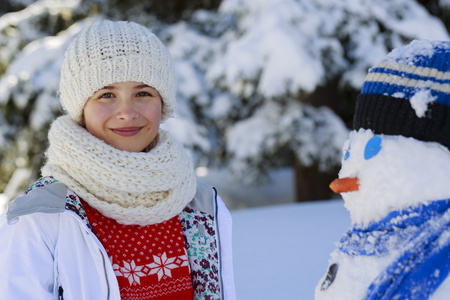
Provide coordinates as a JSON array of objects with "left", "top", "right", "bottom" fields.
[{"left": 0, "top": 20, "right": 235, "bottom": 300}]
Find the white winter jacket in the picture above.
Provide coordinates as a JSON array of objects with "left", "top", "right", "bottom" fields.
[{"left": 0, "top": 180, "right": 235, "bottom": 300}]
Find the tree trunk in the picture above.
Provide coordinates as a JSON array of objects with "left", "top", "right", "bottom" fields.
[{"left": 294, "top": 156, "right": 338, "bottom": 202}]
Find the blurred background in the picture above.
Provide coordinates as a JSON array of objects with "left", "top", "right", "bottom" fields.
[{"left": 0, "top": 0, "right": 449, "bottom": 211}]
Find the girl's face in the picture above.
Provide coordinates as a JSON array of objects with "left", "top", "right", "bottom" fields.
[{"left": 83, "top": 81, "right": 162, "bottom": 152}]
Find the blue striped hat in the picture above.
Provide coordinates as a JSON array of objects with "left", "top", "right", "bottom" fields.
[{"left": 353, "top": 40, "right": 450, "bottom": 150}]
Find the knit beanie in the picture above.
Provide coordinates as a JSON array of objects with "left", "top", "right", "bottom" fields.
[
  {"left": 59, "top": 20, "right": 176, "bottom": 123},
  {"left": 353, "top": 40, "right": 450, "bottom": 150}
]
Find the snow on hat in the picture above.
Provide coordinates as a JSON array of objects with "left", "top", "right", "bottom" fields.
[
  {"left": 353, "top": 40, "right": 450, "bottom": 150},
  {"left": 59, "top": 20, "right": 176, "bottom": 123}
]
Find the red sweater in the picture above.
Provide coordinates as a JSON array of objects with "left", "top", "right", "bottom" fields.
[{"left": 81, "top": 200, "right": 194, "bottom": 300}]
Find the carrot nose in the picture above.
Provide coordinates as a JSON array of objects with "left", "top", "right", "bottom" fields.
[{"left": 329, "top": 177, "right": 359, "bottom": 193}]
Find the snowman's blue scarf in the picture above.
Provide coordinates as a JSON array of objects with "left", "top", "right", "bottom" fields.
[{"left": 338, "top": 199, "right": 450, "bottom": 300}]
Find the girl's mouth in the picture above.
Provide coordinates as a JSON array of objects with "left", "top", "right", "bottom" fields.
[{"left": 111, "top": 127, "right": 143, "bottom": 137}]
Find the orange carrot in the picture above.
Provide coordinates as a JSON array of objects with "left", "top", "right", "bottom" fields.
[{"left": 329, "top": 177, "right": 359, "bottom": 193}]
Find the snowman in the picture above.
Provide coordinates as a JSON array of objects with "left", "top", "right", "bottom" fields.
[{"left": 315, "top": 40, "right": 450, "bottom": 300}]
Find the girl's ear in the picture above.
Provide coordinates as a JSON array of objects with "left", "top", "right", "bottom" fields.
[
  {"left": 160, "top": 98, "right": 165, "bottom": 116},
  {"left": 79, "top": 98, "right": 91, "bottom": 127},
  {"left": 79, "top": 111, "right": 86, "bottom": 127}
]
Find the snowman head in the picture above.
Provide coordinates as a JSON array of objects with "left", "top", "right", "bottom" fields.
[
  {"left": 336, "top": 129, "right": 450, "bottom": 225},
  {"left": 331, "top": 40, "right": 450, "bottom": 226}
]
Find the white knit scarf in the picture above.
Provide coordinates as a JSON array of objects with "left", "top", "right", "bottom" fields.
[{"left": 41, "top": 115, "right": 197, "bottom": 226}]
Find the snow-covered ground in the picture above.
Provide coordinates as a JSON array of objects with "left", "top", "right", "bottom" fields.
[{"left": 232, "top": 199, "right": 350, "bottom": 300}]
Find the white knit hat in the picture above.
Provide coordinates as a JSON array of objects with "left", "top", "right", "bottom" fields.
[{"left": 59, "top": 20, "right": 176, "bottom": 123}]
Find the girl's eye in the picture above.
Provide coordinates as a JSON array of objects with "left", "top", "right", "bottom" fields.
[
  {"left": 364, "top": 136, "right": 382, "bottom": 160},
  {"left": 100, "top": 92, "right": 114, "bottom": 99},
  {"left": 137, "top": 91, "right": 151, "bottom": 97}
]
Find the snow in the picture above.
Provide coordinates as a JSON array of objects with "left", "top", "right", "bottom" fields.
[
  {"left": 0, "top": 167, "right": 32, "bottom": 213},
  {"left": 0, "top": 18, "right": 94, "bottom": 131},
  {"left": 384, "top": 39, "right": 450, "bottom": 64},
  {"left": 225, "top": 101, "right": 348, "bottom": 183},
  {"left": 410, "top": 89, "right": 437, "bottom": 118},
  {"left": 161, "top": 117, "right": 210, "bottom": 160},
  {"left": 227, "top": 102, "right": 281, "bottom": 159},
  {"left": 232, "top": 199, "right": 350, "bottom": 300},
  {"left": 370, "top": 1, "right": 448, "bottom": 41},
  {"left": 210, "top": 0, "right": 326, "bottom": 97},
  {"left": 199, "top": 167, "right": 295, "bottom": 209},
  {"left": 209, "top": 93, "right": 235, "bottom": 119}
]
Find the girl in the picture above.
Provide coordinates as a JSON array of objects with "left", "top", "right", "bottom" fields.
[{"left": 0, "top": 20, "right": 235, "bottom": 300}]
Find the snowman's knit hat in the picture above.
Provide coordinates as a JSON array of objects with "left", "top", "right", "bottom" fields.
[
  {"left": 59, "top": 20, "right": 176, "bottom": 123},
  {"left": 353, "top": 40, "right": 450, "bottom": 150}
]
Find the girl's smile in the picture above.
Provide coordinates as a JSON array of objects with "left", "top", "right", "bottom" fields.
[{"left": 111, "top": 127, "right": 144, "bottom": 137}]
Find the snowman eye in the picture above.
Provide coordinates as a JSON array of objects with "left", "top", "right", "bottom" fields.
[
  {"left": 364, "top": 136, "right": 382, "bottom": 160},
  {"left": 343, "top": 146, "right": 350, "bottom": 161}
]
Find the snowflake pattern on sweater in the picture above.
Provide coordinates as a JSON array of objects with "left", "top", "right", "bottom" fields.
[{"left": 82, "top": 200, "right": 194, "bottom": 300}]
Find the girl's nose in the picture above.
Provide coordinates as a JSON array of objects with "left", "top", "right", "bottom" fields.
[{"left": 116, "top": 98, "right": 138, "bottom": 120}]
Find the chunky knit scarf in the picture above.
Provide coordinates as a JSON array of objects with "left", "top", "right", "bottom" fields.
[
  {"left": 339, "top": 199, "right": 450, "bottom": 300},
  {"left": 41, "top": 115, "right": 197, "bottom": 226}
]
